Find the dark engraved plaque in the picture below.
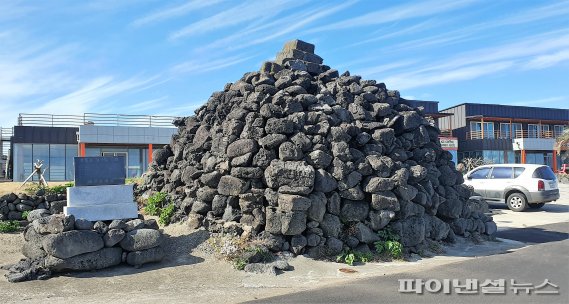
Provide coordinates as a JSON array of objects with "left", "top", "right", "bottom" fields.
[{"left": 74, "top": 156, "right": 126, "bottom": 186}]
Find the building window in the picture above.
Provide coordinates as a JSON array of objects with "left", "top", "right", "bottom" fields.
[
  {"left": 528, "top": 124, "right": 539, "bottom": 138},
  {"left": 128, "top": 148, "right": 142, "bottom": 178},
  {"left": 470, "top": 122, "right": 494, "bottom": 139},
  {"left": 554, "top": 125, "right": 566, "bottom": 137},
  {"left": 49, "top": 145, "right": 66, "bottom": 181},
  {"left": 541, "top": 125, "right": 550, "bottom": 138},
  {"left": 483, "top": 150, "right": 505, "bottom": 164},
  {"left": 499, "top": 123, "right": 522, "bottom": 139},
  {"left": 506, "top": 151, "right": 515, "bottom": 163},
  {"left": 66, "top": 145, "right": 77, "bottom": 180}
]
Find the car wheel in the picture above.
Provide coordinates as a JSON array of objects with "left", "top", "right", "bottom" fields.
[
  {"left": 507, "top": 193, "right": 528, "bottom": 212},
  {"left": 529, "top": 203, "right": 545, "bottom": 209}
]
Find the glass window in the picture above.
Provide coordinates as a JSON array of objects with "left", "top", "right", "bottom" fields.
[
  {"left": 490, "top": 167, "right": 512, "bottom": 179},
  {"left": 470, "top": 122, "right": 494, "bottom": 139},
  {"left": 49, "top": 145, "right": 66, "bottom": 181},
  {"left": 506, "top": 151, "right": 515, "bottom": 163},
  {"left": 14, "top": 144, "right": 33, "bottom": 181},
  {"left": 511, "top": 123, "right": 522, "bottom": 138},
  {"left": 514, "top": 167, "right": 525, "bottom": 178},
  {"left": 469, "top": 167, "right": 491, "bottom": 179},
  {"left": 484, "top": 122, "right": 494, "bottom": 139},
  {"left": 499, "top": 123, "right": 510, "bottom": 138},
  {"left": 128, "top": 148, "right": 141, "bottom": 177},
  {"left": 554, "top": 125, "right": 567, "bottom": 137},
  {"left": 532, "top": 166, "right": 556, "bottom": 180},
  {"left": 528, "top": 124, "right": 539, "bottom": 138},
  {"left": 66, "top": 144, "right": 77, "bottom": 181},
  {"left": 541, "top": 125, "right": 550, "bottom": 138}
]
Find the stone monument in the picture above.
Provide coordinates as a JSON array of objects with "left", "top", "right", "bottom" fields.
[{"left": 64, "top": 156, "right": 138, "bottom": 221}]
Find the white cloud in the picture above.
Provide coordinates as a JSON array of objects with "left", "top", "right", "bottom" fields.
[
  {"left": 33, "top": 75, "right": 163, "bottom": 115},
  {"left": 510, "top": 96, "right": 567, "bottom": 107},
  {"left": 378, "top": 30, "right": 569, "bottom": 90},
  {"left": 131, "top": 0, "right": 224, "bottom": 27},
  {"left": 523, "top": 49, "right": 569, "bottom": 70},
  {"left": 308, "top": 0, "right": 477, "bottom": 33},
  {"left": 171, "top": 54, "right": 257, "bottom": 75},
  {"left": 384, "top": 61, "right": 514, "bottom": 90},
  {"left": 169, "top": 0, "right": 306, "bottom": 40}
]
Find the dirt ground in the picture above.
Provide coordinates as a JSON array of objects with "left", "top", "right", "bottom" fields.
[
  {"left": 0, "top": 222, "right": 526, "bottom": 304},
  {"left": 0, "top": 181, "right": 69, "bottom": 196},
  {"left": 0, "top": 184, "right": 566, "bottom": 303}
]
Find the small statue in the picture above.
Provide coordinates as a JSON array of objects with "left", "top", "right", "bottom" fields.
[{"left": 19, "top": 159, "right": 49, "bottom": 189}]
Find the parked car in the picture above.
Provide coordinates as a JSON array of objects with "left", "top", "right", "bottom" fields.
[{"left": 463, "top": 164, "right": 560, "bottom": 212}]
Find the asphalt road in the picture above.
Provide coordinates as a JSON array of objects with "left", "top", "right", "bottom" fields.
[{"left": 248, "top": 222, "right": 569, "bottom": 304}]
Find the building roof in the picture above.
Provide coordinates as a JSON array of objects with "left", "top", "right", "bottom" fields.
[{"left": 440, "top": 102, "right": 569, "bottom": 122}]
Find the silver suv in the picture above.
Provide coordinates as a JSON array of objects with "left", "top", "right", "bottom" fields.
[{"left": 463, "top": 164, "right": 560, "bottom": 212}]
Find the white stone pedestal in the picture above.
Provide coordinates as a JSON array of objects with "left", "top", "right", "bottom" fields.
[{"left": 64, "top": 184, "right": 138, "bottom": 221}]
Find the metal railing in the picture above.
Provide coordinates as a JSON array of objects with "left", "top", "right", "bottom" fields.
[
  {"left": 0, "top": 127, "right": 12, "bottom": 156},
  {"left": 18, "top": 113, "right": 178, "bottom": 128},
  {"left": 466, "top": 130, "right": 557, "bottom": 140}
]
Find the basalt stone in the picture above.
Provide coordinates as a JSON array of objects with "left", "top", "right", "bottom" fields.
[
  {"left": 120, "top": 229, "right": 162, "bottom": 251},
  {"left": 126, "top": 246, "right": 165, "bottom": 266},
  {"left": 281, "top": 211, "right": 307, "bottom": 235},
  {"left": 45, "top": 247, "right": 123, "bottom": 272},
  {"left": 264, "top": 160, "right": 315, "bottom": 190},
  {"left": 27, "top": 209, "right": 51, "bottom": 221},
  {"left": 42, "top": 230, "right": 104, "bottom": 259},
  {"left": 104, "top": 229, "right": 126, "bottom": 247},
  {"left": 33, "top": 214, "right": 74, "bottom": 235},
  {"left": 74, "top": 218, "right": 94, "bottom": 230},
  {"left": 340, "top": 200, "right": 369, "bottom": 222},
  {"left": 218, "top": 176, "right": 249, "bottom": 196},
  {"left": 139, "top": 39, "right": 496, "bottom": 256}
]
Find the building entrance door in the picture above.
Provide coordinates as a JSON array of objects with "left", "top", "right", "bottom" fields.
[{"left": 102, "top": 152, "right": 128, "bottom": 177}]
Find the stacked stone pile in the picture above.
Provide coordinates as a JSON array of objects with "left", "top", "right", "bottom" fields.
[
  {"left": 0, "top": 192, "right": 66, "bottom": 221},
  {"left": 138, "top": 40, "right": 497, "bottom": 257},
  {"left": 3, "top": 213, "right": 164, "bottom": 282}
]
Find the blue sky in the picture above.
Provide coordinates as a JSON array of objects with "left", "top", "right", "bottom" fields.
[{"left": 1, "top": 0, "right": 568, "bottom": 127}]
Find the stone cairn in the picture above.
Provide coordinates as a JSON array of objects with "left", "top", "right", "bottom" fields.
[
  {"left": 3, "top": 214, "right": 164, "bottom": 282},
  {"left": 138, "top": 40, "right": 497, "bottom": 257},
  {"left": 0, "top": 192, "right": 67, "bottom": 221}
]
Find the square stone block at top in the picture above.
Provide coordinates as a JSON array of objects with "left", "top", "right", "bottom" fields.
[
  {"left": 67, "top": 184, "right": 134, "bottom": 207},
  {"left": 74, "top": 156, "right": 126, "bottom": 186},
  {"left": 283, "top": 39, "right": 315, "bottom": 54}
]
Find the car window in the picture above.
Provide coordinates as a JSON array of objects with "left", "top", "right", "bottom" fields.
[
  {"left": 469, "top": 167, "right": 491, "bottom": 179},
  {"left": 491, "top": 167, "right": 513, "bottom": 179},
  {"left": 532, "top": 166, "right": 556, "bottom": 180},
  {"left": 513, "top": 167, "right": 525, "bottom": 178}
]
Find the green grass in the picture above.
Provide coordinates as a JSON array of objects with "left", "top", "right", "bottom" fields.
[
  {"left": 0, "top": 221, "right": 20, "bottom": 233},
  {"left": 158, "top": 203, "right": 175, "bottom": 225},
  {"left": 144, "top": 192, "right": 167, "bottom": 216},
  {"left": 374, "top": 227, "right": 403, "bottom": 259},
  {"left": 24, "top": 182, "right": 74, "bottom": 196},
  {"left": 21, "top": 210, "right": 31, "bottom": 221},
  {"left": 336, "top": 250, "right": 373, "bottom": 266}
]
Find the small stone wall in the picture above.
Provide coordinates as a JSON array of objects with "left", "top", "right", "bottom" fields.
[
  {"left": 0, "top": 192, "right": 67, "bottom": 221},
  {"left": 3, "top": 213, "right": 164, "bottom": 282}
]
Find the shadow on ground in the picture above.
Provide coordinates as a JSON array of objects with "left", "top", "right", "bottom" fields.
[
  {"left": 495, "top": 225, "right": 569, "bottom": 244},
  {"left": 57, "top": 229, "right": 210, "bottom": 279},
  {"left": 488, "top": 202, "right": 569, "bottom": 213}
]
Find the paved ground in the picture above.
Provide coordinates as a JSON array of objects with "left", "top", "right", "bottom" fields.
[
  {"left": 250, "top": 222, "right": 569, "bottom": 304},
  {"left": 247, "top": 184, "right": 569, "bottom": 304},
  {"left": 489, "top": 183, "right": 569, "bottom": 230},
  {"left": 0, "top": 185, "right": 566, "bottom": 303}
]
